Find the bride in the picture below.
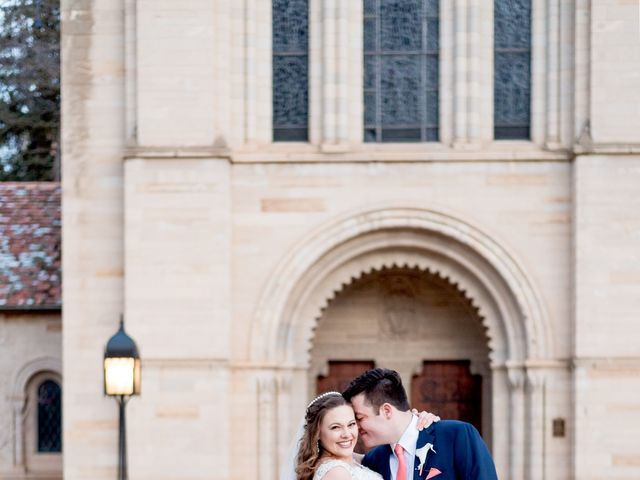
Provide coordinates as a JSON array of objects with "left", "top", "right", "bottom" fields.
[{"left": 293, "top": 392, "right": 436, "bottom": 480}]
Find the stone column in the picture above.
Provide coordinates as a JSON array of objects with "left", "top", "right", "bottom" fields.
[
  {"left": 525, "top": 367, "right": 546, "bottom": 480},
  {"left": 11, "top": 398, "right": 25, "bottom": 471},
  {"left": 242, "top": 0, "right": 272, "bottom": 145},
  {"left": 449, "top": 0, "right": 492, "bottom": 146},
  {"left": 258, "top": 371, "right": 278, "bottom": 480},
  {"left": 545, "top": 0, "right": 561, "bottom": 148},
  {"left": 452, "top": 0, "right": 469, "bottom": 144},
  {"left": 574, "top": 0, "right": 590, "bottom": 144},
  {"left": 530, "top": 0, "right": 547, "bottom": 146},
  {"left": 320, "top": 0, "right": 337, "bottom": 145},
  {"left": 124, "top": 0, "right": 137, "bottom": 143},
  {"left": 313, "top": 0, "right": 361, "bottom": 150},
  {"left": 532, "top": 0, "right": 573, "bottom": 149},
  {"left": 508, "top": 365, "right": 526, "bottom": 480},
  {"left": 276, "top": 372, "right": 294, "bottom": 480},
  {"left": 473, "top": 0, "right": 494, "bottom": 143},
  {"left": 346, "top": 0, "right": 364, "bottom": 145},
  {"left": 490, "top": 365, "right": 510, "bottom": 477},
  {"left": 558, "top": 0, "right": 575, "bottom": 148},
  {"left": 439, "top": 0, "right": 454, "bottom": 145}
]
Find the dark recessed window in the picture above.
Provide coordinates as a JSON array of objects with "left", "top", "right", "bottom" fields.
[
  {"left": 272, "top": 0, "right": 309, "bottom": 141},
  {"left": 494, "top": 0, "right": 531, "bottom": 140},
  {"left": 37, "top": 380, "right": 62, "bottom": 453},
  {"left": 364, "top": 0, "right": 440, "bottom": 143}
]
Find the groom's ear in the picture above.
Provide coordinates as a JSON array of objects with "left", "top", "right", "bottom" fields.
[{"left": 380, "top": 403, "right": 393, "bottom": 419}]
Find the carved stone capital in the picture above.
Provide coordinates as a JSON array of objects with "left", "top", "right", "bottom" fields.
[
  {"left": 257, "top": 371, "right": 277, "bottom": 402},
  {"left": 525, "top": 368, "right": 546, "bottom": 392},
  {"left": 276, "top": 373, "right": 292, "bottom": 394},
  {"left": 507, "top": 366, "right": 526, "bottom": 391}
]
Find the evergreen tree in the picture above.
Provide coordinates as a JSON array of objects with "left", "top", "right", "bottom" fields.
[{"left": 0, "top": 0, "right": 60, "bottom": 181}]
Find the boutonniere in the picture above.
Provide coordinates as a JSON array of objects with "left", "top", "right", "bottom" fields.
[{"left": 415, "top": 443, "right": 436, "bottom": 475}]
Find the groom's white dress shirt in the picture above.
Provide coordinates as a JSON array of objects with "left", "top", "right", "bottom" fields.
[{"left": 389, "top": 415, "right": 418, "bottom": 480}]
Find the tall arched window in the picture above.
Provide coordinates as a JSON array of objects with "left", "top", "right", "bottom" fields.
[
  {"left": 37, "top": 379, "right": 62, "bottom": 452},
  {"left": 494, "top": 0, "right": 531, "bottom": 139},
  {"left": 364, "top": 0, "right": 440, "bottom": 142},
  {"left": 272, "top": 0, "right": 309, "bottom": 141}
]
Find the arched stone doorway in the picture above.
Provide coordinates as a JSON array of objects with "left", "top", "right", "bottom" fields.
[
  {"left": 249, "top": 206, "right": 556, "bottom": 480},
  {"left": 309, "top": 266, "right": 491, "bottom": 442}
]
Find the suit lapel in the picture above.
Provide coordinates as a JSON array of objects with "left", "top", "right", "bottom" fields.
[
  {"left": 413, "top": 427, "right": 436, "bottom": 480},
  {"left": 383, "top": 444, "right": 393, "bottom": 480},
  {"left": 367, "top": 444, "right": 393, "bottom": 480},
  {"left": 416, "top": 426, "right": 435, "bottom": 450}
]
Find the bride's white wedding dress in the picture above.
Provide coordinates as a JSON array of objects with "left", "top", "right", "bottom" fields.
[{"left": 313, "top": 459, "right": 382, "bottom": 480}]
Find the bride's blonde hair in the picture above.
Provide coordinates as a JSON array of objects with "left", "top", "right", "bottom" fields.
[{"left": 295, "top": 393, "right": 348, "bottom": 480}]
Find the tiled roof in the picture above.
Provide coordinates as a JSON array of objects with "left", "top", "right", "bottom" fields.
[{"left": 0, "top": 183, "right": 61, "bottom": 308}]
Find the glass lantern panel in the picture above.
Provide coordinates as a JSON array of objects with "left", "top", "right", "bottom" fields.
[{"left": 104, "top": 357, "right": 135, "bottom": 396}]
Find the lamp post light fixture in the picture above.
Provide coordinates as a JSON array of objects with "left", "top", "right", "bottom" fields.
[{"left": 104, "top": 318, "right": 140, "bottom": 480}]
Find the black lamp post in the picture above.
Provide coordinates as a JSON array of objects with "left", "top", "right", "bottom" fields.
[{"left": 104, "top": 318, "right": 141, "bottom": 480}]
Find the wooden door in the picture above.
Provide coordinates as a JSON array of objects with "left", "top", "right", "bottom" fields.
[
  {"left": 316, "top": 360, "right": 375, "bottom": 394},
  {"left": 411, "top": 360, "right": 483, "bottom": 434}
]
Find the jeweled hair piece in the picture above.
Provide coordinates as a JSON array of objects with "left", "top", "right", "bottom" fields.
[{"left": 306, "top": 391, "right": 341, "bottom": 410}]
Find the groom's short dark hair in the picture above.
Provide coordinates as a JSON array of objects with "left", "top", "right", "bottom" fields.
[{"left": 342, "top": 368, "right": 410, "bottom": 412}]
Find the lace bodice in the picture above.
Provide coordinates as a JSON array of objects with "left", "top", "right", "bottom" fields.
[{"left": 313, "top": 460, "right": 382, "bottom": 480}]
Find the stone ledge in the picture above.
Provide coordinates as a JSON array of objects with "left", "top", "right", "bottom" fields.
[
  {"left": 124, "top": 143, "right": 573, "bottom": 163},
  {"left": 575, "top": 143, "right": 640, "bottom": 155},
  {"left": 572, "top": 357, "right": 640, "bottom": 369},
  {"left": 123, "top": 146, "right": 232, "bottom": 160}
]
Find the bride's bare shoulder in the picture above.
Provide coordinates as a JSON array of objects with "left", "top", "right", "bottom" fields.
[
  {"left": 315, "top": 461, "right": 352, "bottom": 480},
  {"left": 322, "top": 465, "right": 351, "bottom": 480}
]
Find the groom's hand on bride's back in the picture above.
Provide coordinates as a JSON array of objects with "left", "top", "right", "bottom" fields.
[{"left": 412, "top": 408, "right": 440, "bottom": 430}]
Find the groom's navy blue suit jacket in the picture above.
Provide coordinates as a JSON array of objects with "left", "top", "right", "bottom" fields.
[{"left": 361, "top": 420, "right": 498, "bottom": 480}]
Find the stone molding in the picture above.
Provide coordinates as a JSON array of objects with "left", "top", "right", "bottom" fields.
[
  {"left": 250, "top": 205, "right": 552, "bottom": 366},
  {"left": 123, "top": 144, "right": 573, "bottom": 163},
  {"left": 10, "top": 356, "right": 62, "bottom": 401},
  {"left": 9, "top": 357, "right": 61, "bottom": 473}
]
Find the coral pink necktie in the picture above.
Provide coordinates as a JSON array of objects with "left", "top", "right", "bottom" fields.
[{"left": 394, "top": 444, "right": 407, "bottom": 480}]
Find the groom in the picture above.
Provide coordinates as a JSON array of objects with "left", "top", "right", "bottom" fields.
[{"left": 342, "top": 368, "right": 498, "bottom": 480}]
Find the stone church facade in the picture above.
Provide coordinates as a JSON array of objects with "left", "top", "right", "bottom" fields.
[{"left": 1, "top": 0, "right": 639, "bottom": 479}]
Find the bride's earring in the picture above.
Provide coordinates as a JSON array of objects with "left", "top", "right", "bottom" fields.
[{"left": 316, "top": 440, "right": 321, "bottom": 454}]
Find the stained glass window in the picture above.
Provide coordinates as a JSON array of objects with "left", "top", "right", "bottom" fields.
[
  {"left": 37, "top": 380, "right": 61, "bottom": 452},
  {"left": 364, "top": 0, "right": 440, "bottom": 142},
  {"left": 494, "top": 0, "right": 531, "bottom": 139},
  {"left": 273, "top": 0, "right": 309, "bottom": 141}
]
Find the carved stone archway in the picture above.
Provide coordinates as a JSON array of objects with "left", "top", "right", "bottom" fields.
[
  {"left": 249, "top": 206, "right": 554, "bottom": 480},
  {"left": 10, "top": 356, "right": 62, "bottom": 475},
  {"left": 250, "top": 206, "right": 550, "bottom": 364}
]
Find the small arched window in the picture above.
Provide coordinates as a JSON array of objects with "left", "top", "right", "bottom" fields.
[
  {"left": 20, "top": 371, "right": 62, "bottom": 475},
  {"left": 494, "top": 0, "right": 531, "bottom": 139},
  {"left": 37, "top": 379, "right": 62, "bottom": 453}
]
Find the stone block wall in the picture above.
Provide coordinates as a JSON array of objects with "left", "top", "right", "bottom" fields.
[{"left": 574, "top": 155, "right": 640, "bottom": 479}]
